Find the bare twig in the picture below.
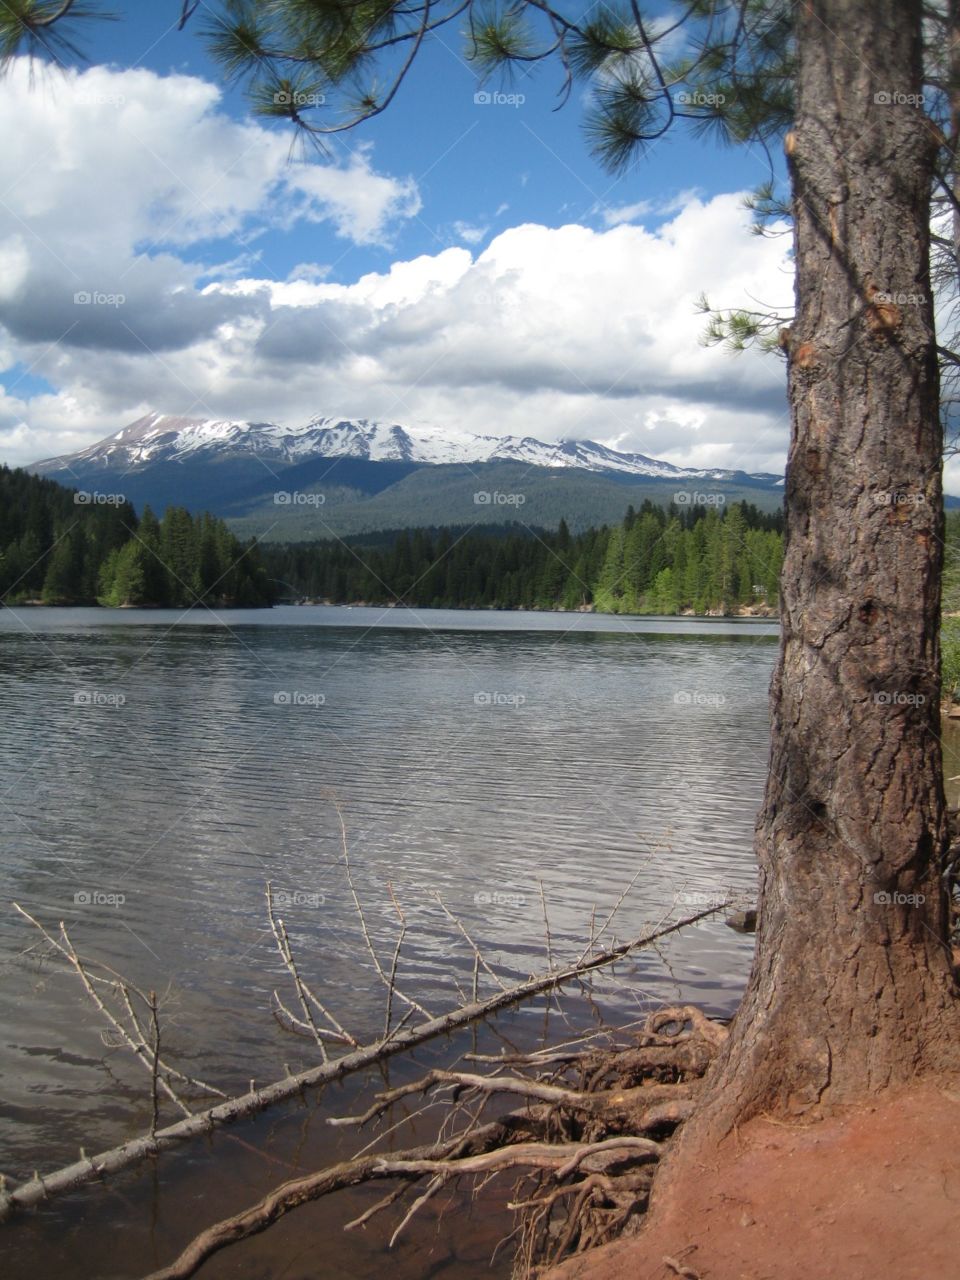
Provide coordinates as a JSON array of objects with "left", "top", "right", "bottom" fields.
[
  {"left": 387, "top": 1170, "right": 446, "bottom": 1247},
  {"left": 15, "top": 907, "right": 225, "bottom": 1103},
  {"left": 330, "top": 1067, "right": 691, "bottom": 1132},
  {"left": 384, "top": 882, "right": 406, "bottom": 1039},
  {"left": 343, "top": 1182, "right": 409, "bottom": 1231},
  {"left": 334, "top": 802, "right": 433, "bottom": 1021},
  {"left": 576, "top": 869, "right": 644, "bottom": 964},
  {"left": 539, "top": 879, "right": 555, "bottom": 971},
  {"left": 270, "top": 991, "right": 354, "bottom": 1044},
  {"left": 266, "top": 883, "right": 328, "bottom": 1062},
  {"left": 142, "top": 1137, "right": 659, "bottom": 1280},
  {"left": 434, "top": 892, "right": 510, "bottom": 992},
  {"left": 149, "top": 991, "right": 160, "bottom": 1138},
  {"left": 663, "top": 1255, "right": 702, "bottom": 1279},
  {"left": 266, "top": 883, "right": 359, "bottom": 1050},
  {"left": 374, "top": 1136, "right": 660, "bottom": 1180},
  {"left": 13, "top": 908, "right": 192, "bottom": 1116},
  {"left": 3, "top": 904, "right": 723, "bottom": 1219}
]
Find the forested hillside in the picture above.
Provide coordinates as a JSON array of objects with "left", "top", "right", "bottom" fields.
[
  {"left": 0, "top": 466, "right": 274, "bottom": 607},
  {"left": 1, "top": 467, "right": 788, "bottom": 615},
  {"left": 265, "top": 501, "right": 785, "bottom": 614}
]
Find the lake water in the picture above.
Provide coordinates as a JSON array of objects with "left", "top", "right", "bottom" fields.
[{"left": 0, "top": 605, "right": 779, "bottom": 1279}]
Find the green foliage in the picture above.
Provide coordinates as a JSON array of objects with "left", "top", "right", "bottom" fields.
[
  {"left": 0, "top": 1, "right": 114, "bottom": 68},
  {"left": 0, "top": 465, "right": 275, "bottom": 607},
  {"left": 942, "top": 512, "right": 960, "bottom": 704},
  {"left": 942, "top": 617, "right": 960, "bottom": 705},
  {"left": 263, "top": 500, "right": 784, "bottom": 615},
  {"left": 469, "top": 6, "right": 540, "bottom": 74},
  {"left": 566, "top": 12, "right": 637, "bottom": 79}
]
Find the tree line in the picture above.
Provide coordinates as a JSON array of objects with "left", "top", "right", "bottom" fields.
[
  {"left": 0, "top": 465, "right": 274, "bottom": 607},
  {"left": 264, "top": 501, "right": 785, "bottom": 615}
]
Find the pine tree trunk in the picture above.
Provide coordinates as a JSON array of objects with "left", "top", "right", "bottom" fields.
[{"left": 686, "top": 0, "right": 959, "bottom": 1134}]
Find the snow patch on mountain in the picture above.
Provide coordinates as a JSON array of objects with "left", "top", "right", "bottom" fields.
[{"left": 33, "top": 412, "right": 779, "bottom": 485}]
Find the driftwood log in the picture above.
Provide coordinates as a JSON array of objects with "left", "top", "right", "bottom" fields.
[
  {"left": 1, "top": 904, "right": 724, "bottom": 1220},
  {"left": 141, "top": 1004, "right": 728, "bottom": 1280}
]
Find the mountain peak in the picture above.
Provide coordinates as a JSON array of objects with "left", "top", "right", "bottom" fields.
[{"left": 31, "top": 411, "right": 780, "bottom": 486}]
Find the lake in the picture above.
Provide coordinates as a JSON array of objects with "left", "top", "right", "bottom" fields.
[{"left": 0, "top": 605, "right": 778, "bottom": 1279}]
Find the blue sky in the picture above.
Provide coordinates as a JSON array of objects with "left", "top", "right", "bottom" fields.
[
  {"left": 83, "top": 5, "right": 778, "bottom": 270},
  {"left": 0, "top": 3, "right": 799, "bottom": 476}
]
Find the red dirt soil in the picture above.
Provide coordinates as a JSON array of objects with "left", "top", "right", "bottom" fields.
[{"left": 547, "top": 1083, "right": 960, "bottom": 1280}]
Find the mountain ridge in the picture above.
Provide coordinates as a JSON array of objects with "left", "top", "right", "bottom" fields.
[
  {"left": 29, "top": 411, "right": 798, "bottom": 539},
  {"left": 32, "top": 411, "right": 784, "bottom": 486}
]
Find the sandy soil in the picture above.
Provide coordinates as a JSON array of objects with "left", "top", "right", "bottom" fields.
[{"left": 547, "top": 1083, "right": 960, "bottom": 1280}]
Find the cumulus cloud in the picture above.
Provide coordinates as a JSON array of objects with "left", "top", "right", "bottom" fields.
[
  {"left": 0, "top": 59, "right": 420, "bottom": 361},
  {"left": 0, "top": 58, "right": 803, "bottom": 476}
]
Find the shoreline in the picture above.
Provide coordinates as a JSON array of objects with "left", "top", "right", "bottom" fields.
[{"left": 2, "top": 598, "right": 778, "bottom": 620}]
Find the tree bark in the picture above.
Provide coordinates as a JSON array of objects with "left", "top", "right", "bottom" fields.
[{"left": 683, "top": 0, "right": 959, "bottom": 1135}]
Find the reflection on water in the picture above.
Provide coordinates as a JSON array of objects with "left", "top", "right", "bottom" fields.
[{"left": 0, "top": 606, "right": 778, "bottom": 1279}]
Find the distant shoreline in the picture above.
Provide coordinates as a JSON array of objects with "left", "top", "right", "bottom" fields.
[
  {"left": 3, "top": 597, "right": 779, "bottom": 620},
  {"left": 284, "top": 599, "right": 779, "bottom": 620}
]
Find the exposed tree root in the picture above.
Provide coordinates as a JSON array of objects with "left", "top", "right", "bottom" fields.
[
  {"left": 141, "top": 1005, "right": 727, "bottom": 1280},
  {"left": 2, "top": 903, "right": 722, "bottom": 1220}
]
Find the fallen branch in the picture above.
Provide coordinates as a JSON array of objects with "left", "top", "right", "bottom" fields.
[
  {"left": 379, "top": 1136, "right": 660, "bottom": 1179},
  {"left": 329, "top": 1067, "right": 694, "bottom": 1130},
  {"left": 13, "top": 907, "right": 224, "bottom": 1111},
  {"left": 142, "top": 1134, "right": 660, "bottom": 1280},
  {"left": 0, "top": 905, "right": 723, "bottom": 1219},
  {"left": 139, "top": 1000, "right": 728, "bottom": 1280}
]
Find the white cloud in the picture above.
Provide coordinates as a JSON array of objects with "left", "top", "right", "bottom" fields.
[
  {"left": 284, "top": 143, "right": 421, "bottom": 245},
  {"left": 452, "top": 220, "right": 489, "bottom": 245},
  {"left": 599, "top": 199, "right": 655, "bottom": 228},
  {"left": 19, "top": 202, "right": 794, "bottom": 472},
  {"left": 0, "top": 59, "right": 421, "bottom": 362},
  {"left": 597, "top": 188, "right": 703, "bottom": 228},
  {"left": 0, "top": 57, "right": 800, "bottom": 475}
]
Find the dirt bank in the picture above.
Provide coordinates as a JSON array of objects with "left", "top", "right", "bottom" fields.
[{"left": 547, "top": 1082, "right": 960, "bottom": 1280}]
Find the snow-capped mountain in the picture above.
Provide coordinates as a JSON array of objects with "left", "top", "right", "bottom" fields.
[
  {"left": 29, "top": 410, "right": 792, "bottom": 536},
  {"left": 32, "top": 411, "right": 780, "bottom": 485}
]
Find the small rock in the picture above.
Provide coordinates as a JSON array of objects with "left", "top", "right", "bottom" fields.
[{"left": 726, "top": 908, "right": 758, "bottom": 934}]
